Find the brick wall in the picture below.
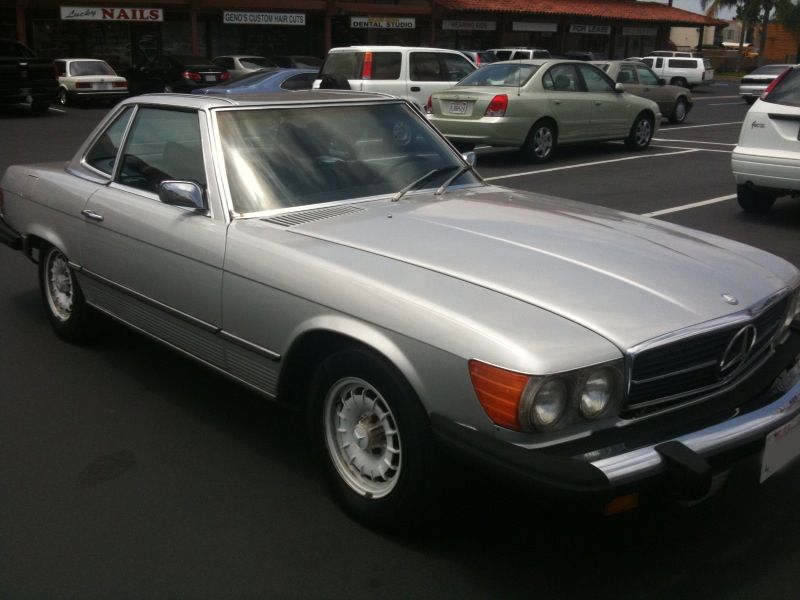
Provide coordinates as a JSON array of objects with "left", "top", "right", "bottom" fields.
[{"left": 763, "top": 23, "right": 799, "bottom": 63}]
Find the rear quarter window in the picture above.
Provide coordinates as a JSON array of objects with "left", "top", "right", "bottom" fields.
[
  {"left": 668, "top": 59, "right": 698, "bottom": 69},
  {"left": 320, "top": 52, "right": 362, "bottom": 80},
  {"left": 371, "top": 52, "right": 401, "bottom": 80}
]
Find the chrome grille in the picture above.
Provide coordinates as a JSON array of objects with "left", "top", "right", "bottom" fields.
[{"left": 623, "top": 294, "right": 790, "bottom": 417}]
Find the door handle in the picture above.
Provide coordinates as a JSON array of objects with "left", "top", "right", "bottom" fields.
[
  {"left": 410, "top": 86, "right": 420, "bottom": 92},
  {"left": 594, "top": 101, "right": 603, "bottom": 106},
  {"left": 81, "top": 209, "right": 104, "bottom": 222},
  {"left": 553, "top": 100, "right": 562, "bottom": 105}
]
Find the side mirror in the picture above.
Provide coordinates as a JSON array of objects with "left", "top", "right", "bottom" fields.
[
  {"left": 659, "top": 78, "right": 666, "bottom": 86},
  {"left": 462, "top": 151, "right": 477, "bottom": 167},
  {"left": 159, "top": 180, "right": 207, "bottom": 212},
  {"left": 614, "top": 82, "right": 625, "bottom": 93}
]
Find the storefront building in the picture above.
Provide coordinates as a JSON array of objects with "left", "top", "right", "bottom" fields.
[{"left": 0, "top": 0, "right": 722, "bottom": 68}]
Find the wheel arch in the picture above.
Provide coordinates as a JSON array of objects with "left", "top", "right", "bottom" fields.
[{"left": 22, "top": 230, "right": 71, "bottom": 264}]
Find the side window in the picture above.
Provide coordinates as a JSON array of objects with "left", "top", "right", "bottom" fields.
[
  {"left": 410, "top": 52, "right": 443, "bottom": 81},
  {"left": 656, "top": 58, "right": 663, "bottom": 68},
  {"left": 669, "top": 59, "right": 695, "bottom": 69},
  {"left": 617, "top": 64, "right": 637, "bottom": 84},
  {"left": 577, "top": 64, "right": 614, "bottom": 92},
  {"left": 441, "top": 53, "right": 474, "bottom": 81},
  {"left": 84, "top": 106, "right": 135, "bottom": 175},
  {"left": 546, "top": 64, "right": 580, "bottom": 92},
  {"left": 214, "top": 57, "right": 233, "bottom": 70},
  {"left": 636, "top": 65, "right": 660, "bottom": 85},
  {"left": 495, "top": 51, "right": 513, "bottom": 60},
  {"left": 56, "top": 61, "right": 67, "bottom": 77},
  {"left": 117, "top": 108, "right": 205, "bottom": 194},
  {"left": 371, "top": 52, "right": 401, "bottom": 80}
]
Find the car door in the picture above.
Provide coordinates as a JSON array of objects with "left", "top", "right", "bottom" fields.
[
  {"left": 407, "top": 51, "right": 472, "bottom": 110},
  {"left": 635, "top": 63, "right": 671, "bottom": 114},
  {"left": 577, "top": 63, "right": 630, "bottom": 139},
  {"left": 542, "top": 63, "right": 592, "bottom": 141},
  {"left": 80, "top": 105, "right": 227, "bottom": 367}
]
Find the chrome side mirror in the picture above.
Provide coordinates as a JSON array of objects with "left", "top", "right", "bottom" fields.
[
  {"left": 159, "top": 180, "right": 207, "bottom": 212},
  {"left": 614, "top": 82, "right": 626, "bottom": 93},
  {"left": 462, "top": 151, "right": 477, "bottom": 167}
]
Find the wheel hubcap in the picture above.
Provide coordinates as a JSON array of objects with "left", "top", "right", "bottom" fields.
[
  {"left": 46, "top": 251, "right": 73, "bottom": 321},
  {"left": 323, "top": 377, "right": 401, "bottom": 498},
  {"left": 635, "top": 120, "right": 651, "bottom": 146},
  {"left": 534, "top": 128, "right": 552, "bottom": 158}
]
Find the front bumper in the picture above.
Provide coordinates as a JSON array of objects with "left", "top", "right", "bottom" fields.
[
  {"left": 0, "top": 217, "right": 23, "bottom": 250},
  {"left": 432, "top": 330, "right": 800, "bottom": 502}
]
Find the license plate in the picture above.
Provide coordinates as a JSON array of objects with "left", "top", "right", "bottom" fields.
[
  {"left": 761, "top": 412, "right": 800, "bottom": 482},
  {"left": 205, "top": 75, "right": 215, "bottom": 82},
  {"left": 449, "top": 101, "right": 467, "bottom": 115},
  {"left": 93, "top": 82, "right": 109, "bottom": 90}
]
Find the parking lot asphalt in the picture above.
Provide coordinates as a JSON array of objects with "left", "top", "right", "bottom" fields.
[{"left": 1, "top": 82, "right": 799, "bottom": 600}]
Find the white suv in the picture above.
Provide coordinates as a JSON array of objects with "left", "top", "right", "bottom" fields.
[
  {"left": 314, "top": 46, "right": 476, "bottom": 109},
  {"left": 641, "top": 56, "right": 714, "bottom": 89},
  {"left": 732, "top": 65, "right": 800, "bottom": 213}
]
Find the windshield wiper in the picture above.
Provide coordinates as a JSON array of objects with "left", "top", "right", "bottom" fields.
[
  {"left": 435, "top": 162, "right": 478, "bottom": 196},
  {"left": 391, "top": 165, "right": 458, "bottom": 202}
]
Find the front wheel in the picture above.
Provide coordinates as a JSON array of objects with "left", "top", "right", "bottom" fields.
[
  {"left": 39, "top": 245, "right": 93, "bottom": 342},
  {"left": 737, "top": 184, "right": 776, "bottom": 213},
  {"left": 668, "top": 98, "right": 688, "bottom": 124},
  {"left": 309, "top": 348, "right": 442, "bottom": 531},
  {"left": 624, "top": 113, "right": 653, "bottom": 150},
  {"left": 521, "top": 120, "right": 556, "bottom": 163},
  {"left": 58, "top": 88, "right": 69, "bottom": 106}
]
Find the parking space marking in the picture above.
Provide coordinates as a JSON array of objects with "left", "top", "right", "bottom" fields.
[
  {"left": 650, "top": 143, "right": 732, "bottom": 154},
  {"left": 482, "top": 149, "right": 698, "bottom": 181},
  {"left": 642, "top": 194, "right": 736, "bottom": 217},
  {"left": 662, "top": 121, "right": 742, "bottom": 129},
  {"left": 692, "top": 95, "right": 740, "bottom": 100},
  {"left": 652, "top": 139, "right": 736, "bottom": 145},
  {"left": 708, "top": 102, "right": 745, "bottom": 106}
]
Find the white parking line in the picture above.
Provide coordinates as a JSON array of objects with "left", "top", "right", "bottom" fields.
[
  {"left": 692, "top": 95, "right": 741, "bottom": 100},
  {"left": 642, "top": 194, "right": 736, "bottom": 217},
  {"left": 708, "top": 102, "right": 744, "bottom": 106},
  {"left": 652, "top": 138, "right": 736, "bottom": 145},
  {"left": 483, "top": 149, "right": 698, "bottom": 181},
  {"left": 650, "top": 143, "right": 732, "bottom": 153},
  {"left": 49, "top": 107, "right": 65, "bottom": 113},
  {"left": 662, "top": 121, "right": 742, "bottom": 129}
]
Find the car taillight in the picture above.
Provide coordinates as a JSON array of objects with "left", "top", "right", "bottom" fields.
[
  {"left": 113, "top": 81, "right": 127, "bottom": 88},
  {"left": 362, "top": 52, "right": 373, "bottom": 79},
  {"left": 220, "top": 72, "right": 230, "bottom": 81},
  {"left": 181, "top": 71, "right": 202, "bottom": 81},
  {"left": 426, "top": 95, "right": 433, "bottom": 114},
  {"left": 485, "top": 94, "right": 508, "bottom": 117},
  {"left": 760, "top": 67, "right": 792, "bottom": 101}
]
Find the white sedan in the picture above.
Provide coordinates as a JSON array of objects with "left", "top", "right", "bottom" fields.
[
  {"left": 732, "top": 65, "right": 800, "bottom": 212},
  {"left": 55, "top": 58, "right": 128, "bottom": 106}
]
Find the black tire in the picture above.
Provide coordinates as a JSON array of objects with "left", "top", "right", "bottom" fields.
[
  {"left": 521, "top": 120, "right": 556, "bottom": 163},
  {"left": 163, "top": 84, "right": 173, "bottom": 93},
  {"left": 58, "top": 88, "right": 69, "bottom": 106},
  {"left": 624, "top": 113, "right": 654, "bottom": 150},
  {"left": 668, "top": 98, "right": 688, "bottom": 124},
  {"left": 744, "top": 97, "right": 757, "bottom": 105},
  {"left": 670, "top": 77, "right": 688, "bottom": 88},
  {"left": 737, "top": 184, "right": 776, "bottom": 213},
  {"left": 318, "top": 74, "right": 351, "bottom": 90},
  {"left": 38, "top": 245, "right": 94, "bottom": 342},
  {"left": 308, "top": 348, "right": 442, "bottom": 531},
  {"left": 30, "top": 101, "right": 50, "bottom": 115}
]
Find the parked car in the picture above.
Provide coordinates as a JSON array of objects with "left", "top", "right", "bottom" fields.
[
  {"left": 212, "top": 55, "right": 276, "bottom": 78},
  {"left": 595, "top": 60, "right": 693, "bottom": 124},
  {"left": 2, "top": 91, "right": 800, "bottom": 530},
  {"left": 271, "top": 55, "right": 324, "bottom": 69},
  {"left": 427, "top": 59, "right": 660, "bottom": 161},
  {"left": 563, "top": 50, "right": 608, "bottom": 61},
  {"left": 192, "top": 68, "right": 318, "bottom": 94},
  {"left": 0, "top": 39, "right": 58, "bottom": 114},
  {"left": 54, "top": 58, "right": 128, "bottom": 106},
  {"left": 640, "top": 56, "right": 714, "bottom": 89},
  {"left": 732, "top": 65, "right": 800, "bottom": 212},
  {"left": 125, "top": 55, "right": 229, "bottom": 94},
  {"left": 739, "top": 63, "right": 793, "bottom": 104},
  {"left": 489, "top": 47, "right": 551, "bottom": 60},
  {"left": 2, "top": 91, "right": 799, "bottom": 531},
  {"left": 314, "top": 46, "right": 476, "bottom": 109},
  {"left": 459, "top": 50, "right": 498, "bottom": 67}
]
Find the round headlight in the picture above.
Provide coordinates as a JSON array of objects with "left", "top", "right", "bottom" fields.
[
  {"left": 580, "top": 368, "right": 614, "bottom": 419},
  {"left": 532, "top": 379, "right": 567, "bottom": 429}
]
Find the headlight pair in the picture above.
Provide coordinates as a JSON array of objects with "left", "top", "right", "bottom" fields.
[{"left": 469, "top": 359, "right": 624, "bottom": 433}]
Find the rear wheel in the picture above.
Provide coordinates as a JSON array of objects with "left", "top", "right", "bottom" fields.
[
  {"left": 737, "top": 184, "right": 776, "bottom": 213},
  {"left": 624, "top": 113, "right": 654, "bottom": 150},
  {"left": 744, "top": 97, "right": 757, "bottom": 105},
  {"left": 670, "top": 77, "right": 688, "bottom": 88},
  {"left": 668, "top": 98, "right": 688, "bottom": 124},
  {"left": 521, "top": 120, "right": 556, "bottom": 163},
  {"left": 309, "top": 348, "right": 442, "bottom": 531},
  {"left": 163, "top": 84, "right": 174, "bottom": 93},
  {"left": 39, "top": 245, "right": 93, "bottom": 342}
]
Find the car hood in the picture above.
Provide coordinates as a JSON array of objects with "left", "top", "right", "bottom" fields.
[{"left": 288, "top": 186, "right": 795, "bottom": 350}]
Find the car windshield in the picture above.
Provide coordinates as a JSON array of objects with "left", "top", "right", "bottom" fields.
[
  {"left": 216, "top": 103, "right": 478, "bottom": 214},
  {"left": 457, "top": 63, "right": 539, "bottom": 87},
  {"left": 70, "top": 61, "right": 116, "bottom": 76}
]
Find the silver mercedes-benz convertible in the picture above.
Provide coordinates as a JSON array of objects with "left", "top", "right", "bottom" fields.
[{"left": 1, "top": 91, "right": 799, "bottom": 530}]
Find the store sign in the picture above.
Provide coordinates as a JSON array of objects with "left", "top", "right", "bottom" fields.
[
  {"left": 512, "top": 22, "right": 557, "bottom": 32},
  {"left": 223, "top": 12, "right": 306, "bottom": 25},
  {"left": 442, "top": 20, "right": 496, "bottom": 31},
  {"left": 351, "top": 17, "right": 416, "bottom": 29},
  {"left": 622, "top": 27, "right": 657, "bottom": 36},
  {"left": 60, "top": 6, "right": 163, "bottom": 21},
  {"left": 569, "top": 24, "right": 611, "bottom": 35}
]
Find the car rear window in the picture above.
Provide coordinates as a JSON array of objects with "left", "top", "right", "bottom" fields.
[
  {"left": 319, "top": 51, "right": 400, "bottom": 80},
  {"left": 70, "top": 61, "right": 115, "bottom": 76},
  {"left": 458, "top": 63, "right": 539, "bottom": 86},
  {"left": 668, "top": 59, "right": 698, "bottom": 69},
  {"left": 763, "top": 67, "right": 800, "bottom": 107},
  {"left": 751, "top": 65, "right": 790, "bottom": 76}
]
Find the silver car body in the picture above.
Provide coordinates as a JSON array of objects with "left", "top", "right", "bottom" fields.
[
  {"left": 1, "top": 91, "right": 799, "bottom": 525},
  {"left": 739, "top": 64, "right": 794, "bottom": 104}
]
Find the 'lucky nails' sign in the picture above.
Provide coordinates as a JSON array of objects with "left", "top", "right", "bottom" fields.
[{"left": 60, "top": 7, "right": 164, "bottom": 21}]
